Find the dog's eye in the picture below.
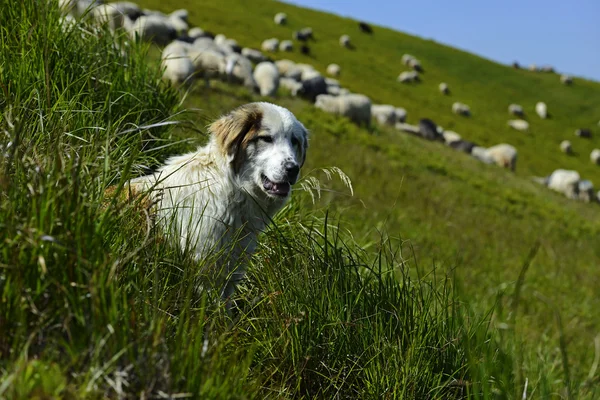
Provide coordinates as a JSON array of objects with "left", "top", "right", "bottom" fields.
[
  {"left": 257, "top": 136, "right": 273, "bottom": 143},
  {"left": 291, "top": 137, "right": 299, "bottom": 147}
]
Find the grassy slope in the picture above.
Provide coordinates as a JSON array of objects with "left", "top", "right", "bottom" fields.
[{"left": 138, "top": 0, "right": 600, "bottom": 392}]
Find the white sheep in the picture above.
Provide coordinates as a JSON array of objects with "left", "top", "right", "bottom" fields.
[
  {"left": 402, "top": 54, "right": 415, "bottom": 66},
  {"left": 297, "top": 64, "right": 321, "bottom": 81},
  {"left": 274, "top": 12, "right": 287, "bottom": 25},
  {"left": 560, "top": 74, "right": 573, "bottom": 85},
  {"left": 279, "top": 77, "right": 303, "bottom": 95},
  {"left": 535, "top": 102, "right": 548, "bottom": 119},
  {"left": 161, "top": 44, "right": 194, "bottom": 85},
  {"left": 188, "top": 47, "right": 224, "bottom": 85},
  {"left": 397, "top": 71, "right": 419, "bottom": 83},
  {"left": 508, "top": 119, "right": 529, "bottom": 131},
  {"left": 442, "top": 131, "right": 462, "bottom": 144},
  {"left": 485, "top": 144, "right": 517, "bottom": 170},
  {"left": 395, "top": 122, "right": 420, "bottom": 134},
  {"left": 93, "top": 3, "right": 140, "bottom": 31},
  {"left": 241, "top": 48, "right": 268, "bottom": 63},
  {"left": 253, "top": 62, "right": 280, "bottom": 97},
  {"left": 408, "top": 58, "right": 422, "bottom": 71},
  {"left": 545, "top": 169, "right": 581, "bottom": 199},
  {"left": 395, "top": 108, "right": 407, "bottom": 123},
  {"left": 129, "top": 15, "right": 177, "bottom": 45},
  {"left": 221, "top": 53, "right": 257, "bottom": 89},
  {"left": 327, "top": 63, "right": 341, "bottom": 77},
  {"left": 315, "top": 94, "right": 371, "bottom": 126},
  {"left": 371, "top": 104, "right": 397, "bottom": 126},
  {"left": 560, "top": 140, "right": 572, "bottom": 154},
  {"left": 261, "top": 38, "right": 279, "bottom": 52},
  {"left": 279, "top": 40, "right": 293, "bottom": 52},
  {"left": 452, "top": 102, "right": 470, "bottom": 116},
  {"left": 471, "top": 146, "right": 495, "bottom": 165},
  {"left": 508, "top": 104, "right": 524, "bottom": 116},
  {"left": 591, "top": 149, "right": 600, "bottom": 165},
  {"left": 275, "top": 59, "right": 296, "bottom": 75},
  {"left": 439, "top": 82, "right": 449, "bottom": 94},
  {"left": 339, "top": 34, "right": 351, "bottom": 48},
  {"left": 60, "top": 0, "right": 102, "bottom": 18},
  {"left": 188, "top": 27, "right": 206, "bottom": 40}
]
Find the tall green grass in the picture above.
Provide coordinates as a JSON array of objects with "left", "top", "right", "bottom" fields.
[{"left": 0, "top": 1, "right": 509, "bottom": 398}]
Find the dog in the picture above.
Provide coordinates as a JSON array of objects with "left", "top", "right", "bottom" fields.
[{"left": 126, "top": 102, "right": 309, "bottom": 300}]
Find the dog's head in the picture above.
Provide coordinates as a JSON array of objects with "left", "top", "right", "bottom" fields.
[{"left": 210, "top": 102, "right": 308, "bottom": 201}]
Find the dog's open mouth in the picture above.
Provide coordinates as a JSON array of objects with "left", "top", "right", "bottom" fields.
[{"left": 261, "top": 174, "right": 291, "bottom": 197}]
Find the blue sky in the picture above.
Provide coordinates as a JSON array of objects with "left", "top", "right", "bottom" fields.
[{"left": 283, "top": 0, "right": 600, "bottom": 82}]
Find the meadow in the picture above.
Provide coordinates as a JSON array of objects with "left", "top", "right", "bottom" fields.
[{"left": 1, "top": 0, "right": 600, "bottom": 398}]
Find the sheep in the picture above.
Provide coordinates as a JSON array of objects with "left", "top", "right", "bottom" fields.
[
  {"left": 274, "top": 12, "right": 287, "bottom": 25},
  {"left": 535, "top": 102, "right": 548, "bottom": 119},
  {"left": 452, "top": 102, "right": 470, "bottom": 116},
  {"left": 486, "top": 144, "right": 517, "bottom": 171},
  {"left": 508, "top": 119, "right": 529, "bottom": 131},
  {"left": 402, "top": 54, "right": 416, "bottom": 66},
  {"left": 160, "top": 42, "right": 194, "bottom": 85},
  {"left": 300, "top": 45, "right": 310, "bottom": 55},
  {"left": 315, "top": 94, "right": 371, "bottom": 126},
  {"left": 358, "top": 22, "right": 373, "bottom": 34},
  {"left": 442, "top": 130, "right": 462, "bottom": 144},
  {"left": 371, "top": 104, "right": 397, "bottom": 126},
  {"left": 540, "top": 65, "right": 555, "bottom": 73},
  {"left": 297, "top": 64, "right": 321, "bottom": 81},
  {"left": 261, "top": 38, "right": 279, "bottom": 52},
  {"left": 508, "top": 104, "right": 524, "bottom": 116},
  {"left": 544, "top": 169, "right": 581, "bottom": 199},
  {"left": 214, "top": 34, "right": 241, "bottom": 54},
  {"left": 279, "top": 77, "right": 303, "bottom": 95},
  {"left": 327, "top": 63, "right": 341, "bottom": 77},
  {"left": 279, "top": 40, "right": 293, "bottom": 52},
  {"left": 339, "top": 34, "right": 351, "bottom": 48},
  {"left": 439, "top": 82, "right": 449, "bottom": 94},
  {"left": 188, "top": 27, "right": 207, "bottom": 40},
  {"left": 188, "top": 48, "right": 224, "bottom": 85},
  {"left": 241, "top": 48, "right": 268, "bottom": 63},
  {"left": 60, "top": 0, "right": 102, "bottom": 18},
  {"left": 253, "top": 62, "right": 280, "bottom": 97},
  {"left": 512, "top": 61, "right": 520, "bottom": 69},
  {"left": 395, "top": 108, "right": 407, "bottom": 123},
  {"left": 221, "top": 53, "right": 257, "bottom": 90},
  {"left": 575, "top": 129, "right": 591, "bottom": 138},
  {"left": 395, "top": 122, "right": 420, "bottom": 134},
  {"left": 293, "top": 27, "right": 313, "bottom": 41},
  {"left": 275, "top": 59, "right": 296, "bottom": 75},
  {"left": 397, "top": 71, "right": 419, "bottom": 83},
  {"left": 560, "top": 74, "right": 573, "bottom": 85},
  {"left": 129, "top": 15, "right": 177, "bottom": 45},
  {"left": 418, "top": 119, "right": 443, "bottom": 141},
  {"left": 591, "top": 149, "right": 600, "bottom": 165},
  {"left": 560, "top": 140, "right": 572, "bottom": 154},
  {"left": 408, "top": 58, "right": 422, "bottom": 72},
  {"left": 577, "top": 180, "right": 596, "bottom": 203},
  {"left": 93, "top": 3, "right": 142, "bottom": 31},
  {"left": 471, "top": 147, "right": 495, "bottom": 164},
  {"left": 450, "top": 140, "right": 476, "bottom": 154},
  {"left": 296, "top": 76, "right": 328, "bottom": 102},
  {"left": 529, "top": 64, "right": 537, "bottom": 71},
  {"left": 168, "top": 9, "right": 189, "bottom": 35}
]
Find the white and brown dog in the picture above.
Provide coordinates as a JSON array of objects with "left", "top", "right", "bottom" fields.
[{"left": 128, "top": 102, "right": 308, "bottom": 299}]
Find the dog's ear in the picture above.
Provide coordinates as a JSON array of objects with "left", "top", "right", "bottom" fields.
[
  {"left": 298, "top": 128, "right": 309, "bottom": 168},
  {"left": 209, "top": 104, "right": 263, "bottom": 172}
]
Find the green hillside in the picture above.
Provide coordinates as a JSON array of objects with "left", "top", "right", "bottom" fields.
[{"left": 2, "top": 0, "right": 600, "bottom": 398}]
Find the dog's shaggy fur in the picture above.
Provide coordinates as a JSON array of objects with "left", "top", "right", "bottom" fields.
[{"left": 127, "top": 102, "right": 308, "bottom": 299}]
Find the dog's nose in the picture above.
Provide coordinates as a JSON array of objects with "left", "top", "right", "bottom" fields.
[{"left": 285, "top": 161, "right": 300, "bottom": 183}]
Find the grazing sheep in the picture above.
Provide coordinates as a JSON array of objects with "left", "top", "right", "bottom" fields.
[
  {"left": 296, "top": 76, "right": 328, "bottom": 102},
  {"left": 591, "top": 149, "right": 600, "bottom": 165},
  {"left": 512, "top": 61, "right": 520, "bottom": 69},
  {"left": 358, "top": 22, "right": 373, "bottom": 34},
  {"left": 395, "top": 122, "right": 420, "bottom": 135},
  {"left": 575, "top": 129, "right": 591, "bottom": 138},
  {"left": 486, "top": 144, "right": 517, "bottom": 171},
  {"left": 508, "top": 104, "right": 524, "bottom": 116},
  {"left": 560, "top": 140, "right": 572, "bottom": 154},
  {"left": 293, "top": 27, "right": 313, "bottom": 41},
  {"left": 297, "top": 64, "right": 321, "bottom": 81},
  {"left": 315, "top": 94, "right": 371, "bottom": 126},
  {"left": 577, "top": 180, "right": 596, "bottom": 203},
  {"left": 274, "top": 12, "right": 287, "bottom": 25},
  {"left": 214, "top": 34, "right": 241, "bottom": 54},
  {"left": 261, "top": 38, "right": 279, "bottom": 52},
  {"left": 93, "top": 2, "right": 142, "bottom": 31},
  {"left": 253, "top": 62, "right": 280, "bottom": 97},
  {"left": 129, "top": 15, "right": 177, "bottom": 45},
  {"left": 339, "top": 34, "right": 351, "bottom": 48},
  {"left": 188, "top": 27, "right": 208, "bottom": 40},
  {"left": 408, "top": 58, "right": 422, "bottom": 72},
  {"left": 508, "top": 119, "right": 529, "bottom": 131},
  {"left": 395, "top": 108, "right": 407, "bottom": 123},
  {"left": 300, "top": 45, "right": 310, "bottom": 55},
  {"left": 471, "top": 146, "right": 495, "bottom": 164},
  {"left": 540, "top": 65, "right": 555, "bottom": 73},
  {"left": 397, "top": 71, "right": 419, "bottom": 83},
  {"left": 535, "top": 102, "right": 548, "bottom": 119},
  {"left": 275, "top": 59, "right": 296, "bottom": 75},
  {"left": 371, "top": 105, "right": 397, "bottom": 126},
  {"left": 279, "top": 40, "right": 293, "bottom": 52},
  {"left": 450, "top": 140, "right": 476, "bottom": 154},
  {"left": 439, "top": 82, "right": 449, "bottom": 94},
  {"left": 442, "top": 130, "right": 462, "bottom": 144},
  {"left": 402, "top": 54, "right": 416, "bottom": 66},
  {"left": 188, "top": 48, "right": 225, "bottom": 85},
  {"left": 560, "top": 74, "right": 573, "bottom": 85},
  {"left": 544, "top": 169, "right": 581, "bottom": 199},
  {"left": 279, "top": 77, "right": 303, "bottom": 95},
  {"left": 241, "top": 48, "right": 268, "bottom": 63},
  {"left": 161, "top": 42, "right": 194, "bottom": 85},
  {"left": 60, "top": 0, "right": 102, "bottom": 18},
  {"left": 221, "top": 53, "right": 257, "bottom": 90},
  {"left": 418, "top": 119, "right": 443, "bottom": 141},
  {"left": 452, "top": 102, "right": 471, "bottom": 116},
  {"left": 327, "top": 63, "right": 341, "bottom": 77}
]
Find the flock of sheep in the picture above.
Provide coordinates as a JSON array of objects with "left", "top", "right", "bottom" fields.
[{"left": 58, "top": 0, "right": 600, "bottom": 204}]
